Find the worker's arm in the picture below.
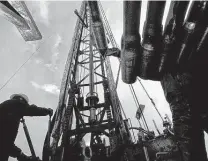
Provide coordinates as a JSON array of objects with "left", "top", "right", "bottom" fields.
[
  {"left": 8, "top": 99, "right": 53, "bottom": 117},
  {"left": 9, "top": 144, "right": 23, "bottom": 158},
  {"left": 10, "top": 145, "right": 32, "bottom": 161},
  {"left": 22, "top": 104, "right": 53, "bottom": 117},
  {"left": 9, "top": 144, "right": 38, "bottom": 161}
]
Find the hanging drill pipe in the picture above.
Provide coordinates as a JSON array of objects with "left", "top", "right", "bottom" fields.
[
  {"left": 88, "top": 1, "right": 108, "bottom": 57},
  {"left": 187, "top": 1, "right": 208, "bottom": 70},
  {"left": 138, "top": 1, "right": 166, "bottom": 81},
  {"left": 159, "top": 1, "right": 189, "bottom": 74},
  {"left": 189, "top": 22, "right": 208, "bottom": 72},
  {"left": 177, "top": 1, "right": 208, "bottom": 70},
  {"left": 121, "top": 1, "right": 141, "bottom": 84}
]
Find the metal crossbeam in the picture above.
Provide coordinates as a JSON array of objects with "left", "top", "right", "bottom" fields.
[
  {"left": 67, "top": 122, "right": 116, "bottom": 136},
  {"left": 0, "top": 1, "right": 42, "bottom": 41}
]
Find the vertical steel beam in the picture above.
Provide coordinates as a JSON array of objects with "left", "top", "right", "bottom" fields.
[
  {"left": 89, "top": 15, "right": 95, "bottom": 96},
  {"left": 88, "top": 8, "right": 97, "bottom": 123}
]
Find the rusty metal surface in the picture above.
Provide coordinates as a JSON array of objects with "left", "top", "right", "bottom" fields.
[
  {"left": 121, "top": 1, "right": 141, "bottom": 84},
  {"left": 121, "top": 135, "right": 180, "bottom": 161},
  {"left": 159, "top": 1, "right": 189, "bottom": 74},
  {"left": 139, "top": 1, "right": 166, "bottom": 81},
  {"left": 120, "top": 1, "right": 208, "bottom": 82},
  {"left": 177, "top": 1, "right": 208, "bottom": 68},
  {"left": 145, "top": 135, "right": 177, "bottom": 153},
  {"left": 0, "top": 1, "right": 42, "bottom": 41}
]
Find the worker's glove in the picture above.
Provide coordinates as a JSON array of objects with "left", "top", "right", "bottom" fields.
[{"left": 47, "top": 108, "right": 53, "bottom": 116}]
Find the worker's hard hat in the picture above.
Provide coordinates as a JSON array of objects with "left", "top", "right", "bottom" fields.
[{"left": 10, "top": 94, "right": 29, "bottom": 103}]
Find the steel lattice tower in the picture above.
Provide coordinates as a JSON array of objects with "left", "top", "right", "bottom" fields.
[{"left": 43, "top": 1, "right": 132, "bottom": 161}]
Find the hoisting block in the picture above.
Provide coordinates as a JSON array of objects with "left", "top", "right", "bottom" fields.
[{"left": 0, "top": 1, "right": 42, "bottom": 41}]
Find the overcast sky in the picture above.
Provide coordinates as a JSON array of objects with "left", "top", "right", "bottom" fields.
[{"left": 0, "top": 1, "right": 207, "bottom": 160}]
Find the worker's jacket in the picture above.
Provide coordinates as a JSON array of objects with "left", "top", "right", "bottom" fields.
[{"left": 0, "top": 99, "right": 49, "bottom": 161}]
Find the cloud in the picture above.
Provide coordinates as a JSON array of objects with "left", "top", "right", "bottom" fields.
[
  {"left": 35, "top": 59, "right": 43, "bottom": 64},
  {"left": 44, "top": 34, "right": 62, "bottom": 71},
  {"left": 52, "top": 34, "right": 62, "bottom": 58},
  {"left": 44, "top": 63, "right": 52, "bottom": 68},
  {"left": 30, "top": 81, "right": 60, "bottom": 95},
  {"left": 39, "top": 1, "right": 49, "bottom": 26},
  {"left": 25, "top": 41, "right": 39, "bottom": 53},
  {"left": 42, "top": 84, "right": 60, "bottom": 95},
  {"left": 105, "top": 8, "right": 111, "bottom": 22},
  {"left": 30, "top": 81, "right": 40, "bottom": 89},
  {"left": 54, "top": 34, "right": 62, "bottom": 49}
]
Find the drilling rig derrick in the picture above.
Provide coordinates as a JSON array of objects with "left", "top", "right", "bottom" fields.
[{"left": 43, "top": 1, "right": 132, "bottom": 161}]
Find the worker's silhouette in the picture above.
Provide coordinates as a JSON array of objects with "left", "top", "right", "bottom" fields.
[{"left": 0, "top": 94, "right": 53, "bottom": 161}]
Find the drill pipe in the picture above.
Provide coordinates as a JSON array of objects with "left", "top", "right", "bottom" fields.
[
  {"left": 177, "top": 1, "right": 208, "bottom": 69},
  {"left": 189, "top": 27, "right": 208, "bottom": 74},
  {"left": 88, "top": 1, "right": 107, "bottom": 57},
  {"left": 188, "top": 1, "right": 208, "bottom": 68},
  {"left": 159, "top": 1, "right": 189, "bottom": 74},
  {"left": 121, "top": 1, "right": 141, "bottom": 84},
  {"left": 139, "top": 1, "right": 166, "bottom": 80}
]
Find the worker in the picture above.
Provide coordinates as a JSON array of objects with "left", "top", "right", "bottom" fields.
[
  {"left": 0, "top": 94, "right": 53, "bottom": 161},
  {"left": 161, "top": 72, "right": 208, "bottom": 161}
]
